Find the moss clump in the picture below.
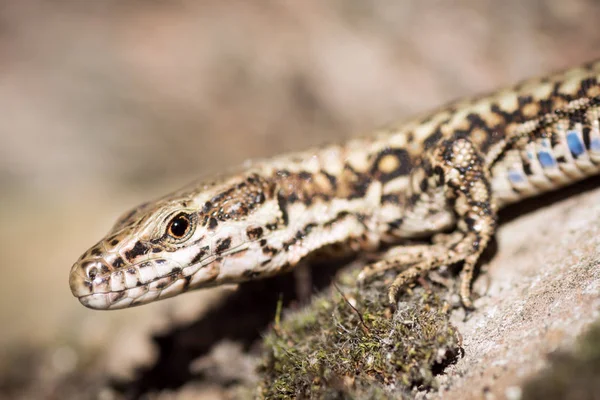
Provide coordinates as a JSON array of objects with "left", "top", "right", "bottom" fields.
[
  {"left": 257, "top": 270, "right": 461, "bottom": 399},
  {"left": 522, "top": 320, "right": 600, "bottom": 400}
]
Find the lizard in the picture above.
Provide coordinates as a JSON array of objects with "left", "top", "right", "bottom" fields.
[{"left": 69, "top": 60, "right": 600, "bottom": 311}]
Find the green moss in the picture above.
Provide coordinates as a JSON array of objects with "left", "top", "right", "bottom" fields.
[
  {"left": 522, "top": 320, "right": 600, "bottom": 400},
  {"left": 257, "top": 270, "right": 460, "bottom": 399}
]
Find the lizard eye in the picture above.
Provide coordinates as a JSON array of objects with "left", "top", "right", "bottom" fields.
[{"left": 167, "top": 213, "right": 193, "bottom": 239}]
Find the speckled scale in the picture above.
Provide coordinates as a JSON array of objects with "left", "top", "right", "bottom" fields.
[{"left": 69, "top": 60, "right": 600, "bottom": 310}]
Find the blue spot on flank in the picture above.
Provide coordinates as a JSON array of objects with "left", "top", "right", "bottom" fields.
[
  {"left": 508, "top": 170, "right": 526, "bottom": 184},
  {"left": 566, "top": 130, "right": 585, "bottom": 157},
  {"left": 537, "top": 151, "right": 556, "bottom": 168},
  {"left": 591, "top": 138, "right": 600, "bottom": 152}
]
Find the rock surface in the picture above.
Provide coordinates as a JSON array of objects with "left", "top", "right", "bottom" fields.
[{"left": 441, "top": 180, "right": 600, "bottom": 400}]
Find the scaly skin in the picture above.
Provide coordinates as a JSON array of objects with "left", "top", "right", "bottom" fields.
[{"left": 70, "top": 61, "right": 600, "bottom": 310}]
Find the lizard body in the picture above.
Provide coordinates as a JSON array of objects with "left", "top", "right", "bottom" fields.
[{"left": 69, "top": 61, "right": 600, "bottom": 310}]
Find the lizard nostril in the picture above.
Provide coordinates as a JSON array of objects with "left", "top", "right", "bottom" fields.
[
  {"left": 82, "top": 260, "right": 108, "bottom": 281},
  {"left": 88, "top": 267, "right": 98, "bottom": 280}
]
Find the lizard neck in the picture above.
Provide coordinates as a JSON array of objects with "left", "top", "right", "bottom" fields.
[{"left": 254, "top": 138, "right": 455, "bottom": 263}]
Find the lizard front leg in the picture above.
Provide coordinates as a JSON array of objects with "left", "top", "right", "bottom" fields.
[{"left": 360, "top": 137, "right": 498, "bottom": 309}]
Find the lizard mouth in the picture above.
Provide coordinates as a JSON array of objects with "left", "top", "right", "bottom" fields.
[
  {"left": 69, "top": 256, "right": 223, "bottom": 310},
  {"left": 76, "top": 276, "right": 189, "bottom": 310},
  {"left": 69, "top": 257, "right": 189, "bottom": 309}
]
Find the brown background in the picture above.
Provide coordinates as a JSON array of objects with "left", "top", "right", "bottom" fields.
[{"left": 1, "top": 1, "right": 600, "bottom": 398}]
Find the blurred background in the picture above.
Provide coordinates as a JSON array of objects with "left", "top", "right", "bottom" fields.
[{"left": 1, "top": 0, "right": 600, "bottom": 398}]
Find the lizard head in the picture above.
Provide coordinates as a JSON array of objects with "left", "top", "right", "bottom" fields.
[{"left": 69, "top": 172, "right": 286, "bottom": 310}]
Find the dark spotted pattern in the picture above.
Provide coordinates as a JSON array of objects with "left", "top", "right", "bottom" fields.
[
  {"left": 265, "top": 223, "right": 278, "bottom": 231},
  {"left": 207, "top": 217, "right": 218, "bottom": 230},
  {"left": 112, "top": 257, "right": 125, "bottom": 268},
  {"left": 274, "top": 169, "right": 337, "bottom": 205},
  {"left": 201, "top": 173, "right": 274, "bottom": 224},
  {"left": 340, "top": 164, "right": 372, "bottom": 200},
  {"left": 410, "top": 63, "right": 600, "bottom": 161},
  {"left": 282, "top": 223, "right": 318, "bottom": 251},
  {"left": 370, "top": 147, "right": 412, "bottom": 182},
  {"left": 276, "top": 192, "right": 290, "bottom": 226},
  {"left": 190, "top": 246, "right": 210, "bottom": 265},
  {"left": 215, "top": 237, "right": 232, "bottom": 254},
  {"left": 322, "top": 211, "right": 351, "bottom": 228},
  {"left": 246, "top": 226, "right": 264, "bottom": 240},
  {"left": 182, "top": 276, "right": 192, "bottom": 291},
  {"left": 261, "top": 244, "right": 279, "bottom": 256},
  {"left": 125, "top": 241, "right": 150, "bottom": 261}
]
